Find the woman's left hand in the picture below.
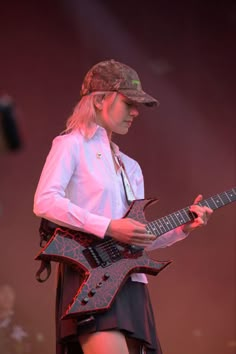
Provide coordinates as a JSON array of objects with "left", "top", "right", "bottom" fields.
[{"left": 181, "top": 194, "right": 213, "bottom": 234}]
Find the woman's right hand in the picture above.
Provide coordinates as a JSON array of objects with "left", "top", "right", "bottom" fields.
[{"left": 106, "top": 218, "right": 156, "bottom": 247}]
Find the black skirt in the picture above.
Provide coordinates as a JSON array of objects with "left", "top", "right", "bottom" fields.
[{"left": 56, "top": 264, "right": 163, "bottom": 354}]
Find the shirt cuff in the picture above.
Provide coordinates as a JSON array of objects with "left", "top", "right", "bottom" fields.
[
  {"left": 84, "top": 213, "right": 111, "bottom": 238},
  {"left": 146, "top": 226, "right": 189, "bottom": 251}
]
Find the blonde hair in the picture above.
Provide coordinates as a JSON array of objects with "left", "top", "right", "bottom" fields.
[{"left": 64, "top": 92, "right": 117, "bottom": 138}]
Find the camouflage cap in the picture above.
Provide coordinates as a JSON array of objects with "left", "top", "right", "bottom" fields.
[{"left": 80, "top": 59, "right": 159, "bottom": 106}]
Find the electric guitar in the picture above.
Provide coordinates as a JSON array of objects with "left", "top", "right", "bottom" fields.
[{"left": 35, "top": 188, "right": 235, "bottom": 321}]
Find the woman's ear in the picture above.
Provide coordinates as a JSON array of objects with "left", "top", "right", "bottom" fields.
[{"left": 93, "top": 95, "right": 104, "bottom": 110}]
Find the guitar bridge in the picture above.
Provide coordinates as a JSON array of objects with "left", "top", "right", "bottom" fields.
[{"left": 83, "top": 243, "right": 122, "bottom": 268}]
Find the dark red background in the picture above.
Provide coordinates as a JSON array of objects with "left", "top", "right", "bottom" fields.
[{"left": 0, "top": 1, "right": 235, "bottom": 353}]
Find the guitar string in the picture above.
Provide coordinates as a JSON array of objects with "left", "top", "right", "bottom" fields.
[
  {"left": 91, "top": 189, "right": 236, "bottom": 255},
  {"left": 56, "top": 190, "right": 235, "bottom": 264}
]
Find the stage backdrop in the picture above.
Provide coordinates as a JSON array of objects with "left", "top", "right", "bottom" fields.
[{"left": 0, "top": 1, "right": 235, "bottom": 353}]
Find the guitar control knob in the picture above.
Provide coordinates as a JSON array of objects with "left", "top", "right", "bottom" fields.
[
  {"left": 82, "top": 297, "right": 89, "bottom": 304},
  {"left": 89, "top": 288, "right": 96, "bottom": 296},
  {"left": 103, "top": 273, "right": 110, "bottom": 280}
]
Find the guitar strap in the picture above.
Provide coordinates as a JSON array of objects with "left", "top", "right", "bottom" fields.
[
  {"left": 36, "top": 219, "right": 57, "bottom": 282},
  {"left": 114, "top": 154, "right": 136, "bottom": 204}
]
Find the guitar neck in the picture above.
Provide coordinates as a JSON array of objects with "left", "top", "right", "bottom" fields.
[{"left": 147, "top": 188, "right": 236, "bottom": 238}]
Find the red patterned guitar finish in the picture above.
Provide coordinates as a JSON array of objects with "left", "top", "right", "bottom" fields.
[{"left": 35, "top": 188, "right": 235, "bottom": 320}]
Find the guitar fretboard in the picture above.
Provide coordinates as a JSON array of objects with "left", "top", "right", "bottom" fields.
[{"left": 146, "top": 188, "right": 236, "bottom": 238}]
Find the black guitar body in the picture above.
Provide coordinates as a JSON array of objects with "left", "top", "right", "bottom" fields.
[{"left": 35, "top": 188, "right": 236, "bottom": 320}]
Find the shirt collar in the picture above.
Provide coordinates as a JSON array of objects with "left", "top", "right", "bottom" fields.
[
  {"left": 110, "top": 141, "right": 120, "bottom": 155},
  {"left": 80, "top": 124, "right": 121, "bottom": 155},
  {"left": 80, "top": 123, "right": 108, "bottom": 140}
]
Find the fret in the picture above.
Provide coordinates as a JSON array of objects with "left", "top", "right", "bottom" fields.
[
  {"left": 185, "top": 209, "right": 196, "bottom": 222},
  {"left": 174, "top": 210, "right": 188, "bottom": 225},
  {"left": 160, "top": 216, "right": 172, "bottom": 231},
  {"left": 182, "top": 208, "right": 192, "bottom": 222},
  {"left": 228, "top": 189, "right": 236, "bottom": 200},
  {"left": 146, "top": 222, "right": 160, "bottom": 237},
  {"left": 155, "top": 219, "right": 169, "bottom": 233},
  {"left": 171, "top": 212, "right": 182, "bottom": 227},
  {"left": 159, "top": 219, "right": 169, "bottom": 233},
  {"left": 163, "top": 216, "right": 176, "bottom": 229},
  {"left": 149, "top": 221, "right": 162, "bottom": 237},
  {"left": 145, "top": 224, "right": 151, "bottom": 235},
  {"left": 217, "top": 194, "right": 224, "bottom": 205},
  {"left": 212, "top": 195, "right": 224, "bottom": 208},
  {"left": 201, "top": 189, "right": 236, "bottom": 211},
  {"left": 200, "top": 198, "right": 215, "bottom": 209},
  {"left": 146, "top": 188, "right": 235, "bottom": 239},
  {"left": 210, "top": 197, "right": 219, "bottom": 207},
  {"left": 223, "top": 192, "right": 231, "bottom": 203},
  {"left": 224, "top": 189, "right": 236, "bottom": 202},
  {"left": 208, "top": 197, "right": 218, "bottom": 209},
  {"left": 202, "top": 199, "right": 211, "bottom": 208},
  {"left": 169, "top": 214, "right": 178, "bottom": 228}
]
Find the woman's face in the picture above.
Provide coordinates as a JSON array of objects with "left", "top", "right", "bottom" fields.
[{"left": 96, "top": 93, "right": 139, "bottom": 137}]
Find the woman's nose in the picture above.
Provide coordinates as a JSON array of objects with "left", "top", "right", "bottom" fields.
[{"left": 130, "top": 106, "right": 139, "bottom": 117}]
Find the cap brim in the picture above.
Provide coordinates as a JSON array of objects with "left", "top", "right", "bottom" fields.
[{"left": 119, "top": 89, "right": 159, "bottom": 107}]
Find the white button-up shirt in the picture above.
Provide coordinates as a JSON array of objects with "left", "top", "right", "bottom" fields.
[{"left": 34, "top": 126, "right": 188, "bottom": 283}]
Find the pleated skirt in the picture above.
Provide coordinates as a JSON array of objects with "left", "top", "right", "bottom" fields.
[{"left": 56, "top": 264, "right": 163, "bottom": 354}]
